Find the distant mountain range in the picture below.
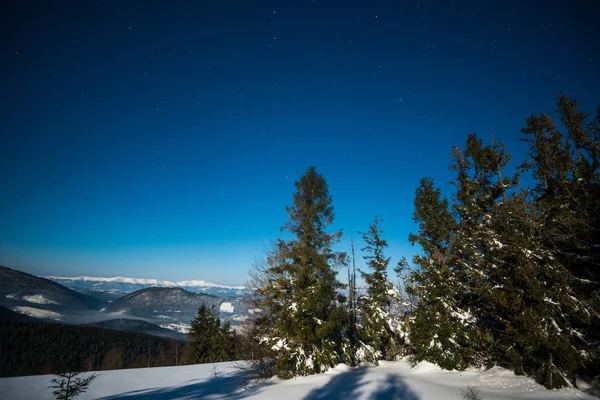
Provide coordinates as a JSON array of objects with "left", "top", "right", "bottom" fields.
[
  {"left": 45, "top": 275, "right": 249, "bottom": 298},
  {"left": 0, "top": 266, "right": 253, "bottom": 340}
]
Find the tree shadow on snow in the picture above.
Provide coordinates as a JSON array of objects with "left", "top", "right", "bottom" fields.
[
  {"left": 98, "top": 369, "right": 270, "bottom": 400},
  {"left": 371, "top": 373, "right": 420, "bottom": 400},
  {"left": 303, "top": 366, "right": 370, "bottom": 400},
  {"left": 304, "top": 368, "right": 420, "bottom": 400}
]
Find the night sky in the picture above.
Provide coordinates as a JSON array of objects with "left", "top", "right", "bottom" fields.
[{"left": 1, "top": 1, "right": 599, "bottom": 285}]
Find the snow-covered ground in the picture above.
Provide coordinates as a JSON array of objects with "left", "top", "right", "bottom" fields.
[
  {"left": 220, "top": 301, "right": 234, "bottom": 313},
  {"left": 158, "top": 322, "right": 191, "bottom": 334},
  {"left": 22, "top": 294, "right": 60, "bottom": 305},
  {"left": 12, "top": 306, "right": 62, "bottom": 320},
  {"left": 0, "top": 360, "right": 595, "bottom": 399}
]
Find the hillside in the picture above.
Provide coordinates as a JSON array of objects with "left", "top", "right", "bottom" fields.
[
  {"left": 0, "top": 319, "right": 184, "bottom": 377},
  {"left": 0, "top": 360, "right": 595, "bottom": 399},
  {"left": 0, "top": 305, "right": 39, "bottom": 323},
  {"left": 85, "top": 318, "right": 187, "bottom": 341},
  {"left": 102, "top": 287, "right": 251, "bottom": 332},
  {"left": 0, "top": 266, "right": 106, "bottom": 322}
]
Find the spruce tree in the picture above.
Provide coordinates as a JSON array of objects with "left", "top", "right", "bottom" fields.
[
  {"left": 451, "top": 134, "right": 581, "bottom": 386},
  {"left": 185, "top": 304, "right": 234, "bottom": 364},
  {"left": 518, "top": 96, "right": 600, "bottom": 384},
  {"left": 406, "top": 108, "right": 599, "bottom": 388},
  {"left": 345, "top": 237, "right": 359, "bottom": 366},
  {"left": 49, "top": 372, "right": 98, "bottom": 400},
  {"left": 358, "top": 216, "right": 404, "bottom": 362},
  {"left": 407, "top": 177, "right": 481, "bottom": 370},
  {"left": 255, "top": 166, "right": 348, "bottom": 377},
  {"left": 521, "top": 96, "right": 599, "bottom": 297}
]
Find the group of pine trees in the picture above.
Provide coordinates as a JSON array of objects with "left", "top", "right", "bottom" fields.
[
  {"left": 248, "top": 166, "right": 409, "bottom": 377},
  {"left": 244, "top": 95, "right": 598, "bottom": 389},
  {"left": 408, "top": 95, "right": 599, "bottom": 388},
  {"left": 184, "top": 304, "right": 236, "bottom": 364}
]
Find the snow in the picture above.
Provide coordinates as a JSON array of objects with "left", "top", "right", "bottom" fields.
[
  {"left": 177, "top": 280, "right": 246, "bottom": 290},
  {"left": 550, "top": 318, "right": 562, "bottom": 333},
  {"left": 544, "top": 297, "right": 560, "bottom": 305},
  {"left": 159, "top": 323, "right": 191, "bottom": 334},
  {"left": 492, "top": 238, "right": 505, "bottom": 249},
  {"left": 22, "top": 295, "right": 60, "bottom": 305},
  {"left": 44, "top": 275, "right": 246, "bottom": 290},
  {"left": 13, "top": 306, "right": 62, "bottom": 321},
  {"left": 271, "top": 338, "right": 288, "bottom": 351},
  {"left": 0, "top": 359, "right": 594, "bottom": 399},
  {"left": 220, "top": 302, "right": 234, "bottom": 313},
  {"left": 44, "top": 275, "right": 179, "bottom": 286},
  {"left": 451, "top": 308, "right": 476, "bottom": 324}
]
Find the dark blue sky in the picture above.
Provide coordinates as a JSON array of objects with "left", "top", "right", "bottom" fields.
[{"left": 1, "top": 1, "right": 598, "bottom": 285}]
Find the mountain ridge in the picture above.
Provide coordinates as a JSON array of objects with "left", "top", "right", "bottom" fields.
[
  {"left": 0, "top": 266, "right": 106, "bottom": 321},
  {"left": 43, "top": 275, "right": 245, "bottom": 289},
  {"left": 102, "top": 286, "right": 252, "bottom": 332}
]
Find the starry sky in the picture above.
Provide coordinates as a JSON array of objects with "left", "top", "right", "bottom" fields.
[{"left": 1, "top": 1, "right": 599, "bottom": 285}]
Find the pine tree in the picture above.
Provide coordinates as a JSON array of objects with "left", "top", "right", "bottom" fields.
[
  {"left": 358, "top": 216, "right": 404, "bottom": 362},
  {"left": 185, "top": 304, "right": 234, "bottom": 364},
  {"left": 49, "top": 372, "right": 98, "bottom": 400},
  {"left": 452, "top": 133, "right": 579, "bottom": 385},
  {"left": 479, "top": 192, "right": 584, "bottom": 388},
  {"left": 406, "top": 109, "right": 599, "bottom": 388},
  {"left": 406, "top": 177, "right": 481, "bottom": 370},
  {"left": 521, "top": 96, "right": 600, "bottom": 296},
  {"left": 517, "top": 96, "right": 600, "bottom": 385},
  {"left": 345, "top": 237, "right": 359, "bottom": 366},
  {"left": 254, "top": 166, "right": 349, "bottom": 377}
]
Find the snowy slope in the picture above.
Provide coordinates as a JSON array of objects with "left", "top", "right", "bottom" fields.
[
  {"left": 0, "top": 359, "right": 594, "bottom": 400},
  {"left": 0, "top": 266, "right": 106, "bottom": 322}
]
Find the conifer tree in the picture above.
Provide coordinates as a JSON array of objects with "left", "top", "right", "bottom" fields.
[
  {"left": 49, "top": 372, "right": 98, "bottom": 400},
  {"left": 451, "top": 134, "right": 582, "bottom": 386},
  {"left": 521, "top": 96, "right": 599, "bottom": 295},
  {"left": 345, "top": 237, "right": 359, "bottom": 366},
  {"left": 407, "top": 103, "right": 599, "bottom": 388},
  {"left": 407, "top": 177, "right": 480, "bottom": 370},
  {"left": 409, "top": 136, "right": 519, "bottom": 370},
  {"left": 358, "top": 216, "right": 404, "bottom": 362},
  {"left": 517, "top": 96, "right": 600, "bottom": 384},
  {"left": 349, "top": 237, "right": 358, "bottom": 326},
  {"left": 185, "top": 304, "right": 234, "bottom": 364},
  {"left": 254, "top": 166, "right": 348, "bottom": 377}
]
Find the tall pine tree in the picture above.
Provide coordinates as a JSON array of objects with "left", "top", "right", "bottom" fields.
[
  {"left": 358, "top": 216, "right": 405, "bottom": 362},
  {"left": 406, "top": 177, "right": 482, "bottom": 370},
  {"left": 407, "top": 101, "right": 599, "bottom": 388},
  {"left": 254, "top": 166, "right": 349, "bottom": 377},
  {"left": 517, "top": 96, "right": 600, "bottom": 384}
]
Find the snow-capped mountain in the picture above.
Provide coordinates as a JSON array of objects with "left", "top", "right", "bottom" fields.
[{"left": 44, "top": 275, "right": 249, "bottom": 298}]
